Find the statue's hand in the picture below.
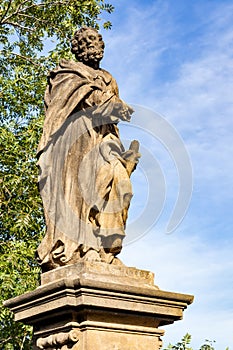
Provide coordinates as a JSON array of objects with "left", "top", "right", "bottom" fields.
[
  {"left": 123, "top": 140, "right": 140, "bottom": 163},
  {"left": 123, "top": 140, "right": 141, "bottom": 176},
  {"left": 118, "top": 106, "right": 131, "bottom": 121},
  {"left": 123, "top": 149, "right": 141, "bottom": 164},
  {"left": 113, "top": 102, "right": 134, "bottom": 122}
]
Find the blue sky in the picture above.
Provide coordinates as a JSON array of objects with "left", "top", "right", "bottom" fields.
[{"left": 97, "top": 0, "right": 233, "bottom": 348}]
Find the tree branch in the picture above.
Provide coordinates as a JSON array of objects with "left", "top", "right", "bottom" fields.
[
  {"left": 0, "top": 337, "right": 13, "bottom": 346},
  {"left": 20, "top": 334, "right": 26, "bottom": 350},
  {"left": 17, "top": 0, "right": 33, "bottom": 12},
  {"left": 22, "top": 0, "right": 69, "bottom": 12},
  {"left": 0, "top": 0, "right": 13, "bottom": 24},
  {"left": 1, "top": 0, "right": 29, "bottom": 23},
  {"left": 2, "top": 21, "right": 35, "bottom": 32},
  {"left": 17, "top": 12, "right": 50, "bottom": 25},
  {"left": 2, "top": 0, "right": 69, "bottom": 25},
  {"left": 7, "top": 52, "right": 42, "bottom": 67}
]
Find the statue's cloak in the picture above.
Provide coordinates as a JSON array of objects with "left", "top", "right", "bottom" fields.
[
  {"left": 38, "top": 59, "right": 120, "bottom": 155},
  {"left": 37, "top": 59, "right": 133, "bottom": 269}
]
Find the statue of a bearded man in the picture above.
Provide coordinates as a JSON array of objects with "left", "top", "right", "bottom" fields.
[{"left": 37, "top": 27, "right": 140, "bottom": 271}]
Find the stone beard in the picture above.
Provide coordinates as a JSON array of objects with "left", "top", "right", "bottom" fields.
[
  {"left": 71, "top": 27, "right": 105, "bottom": 67},
  {"left": 37, "top": 27, "right": 140, "bottom": 271}
]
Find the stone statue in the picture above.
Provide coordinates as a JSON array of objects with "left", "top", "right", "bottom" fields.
[{"left": 36, "top": 27, "right": 140, "bottom": 271}]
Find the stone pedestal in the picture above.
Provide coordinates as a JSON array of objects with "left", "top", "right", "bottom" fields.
[{"left": 4, "top": 262, "right": 193, "bottom": 349}]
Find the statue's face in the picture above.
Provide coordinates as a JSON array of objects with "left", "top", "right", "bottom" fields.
[{"left": 77, "top": 29, "right": 104, "bottom": 65}]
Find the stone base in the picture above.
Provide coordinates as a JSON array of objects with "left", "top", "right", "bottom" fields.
[
  {"left": 4, "top": 262, "right": 193, "bottom": 350},
  {"left": 40, "top": 260, "right": 156, "bottom": 287}
]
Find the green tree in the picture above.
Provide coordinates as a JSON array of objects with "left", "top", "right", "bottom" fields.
[
  {"left": 164, "top": 333, "right": 192, "bottom": 350},
  {"left": 163, "top": 334, "right": 229, "bottom": 350},
  {"left": 0, "top": 1, "right": 113, "bottom": 347},
  {"left": 199, "top": 339, "right": 216, "bottom": 350}
]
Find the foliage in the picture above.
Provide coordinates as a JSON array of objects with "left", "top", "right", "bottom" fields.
[
  {"left": 164, "top": 333, "right": 192, "bottom": 350},
  {"left": 199, "top": 339, "right": 216, "bottom": 350},
  {"left": 163, "top": 333, "right": 228, "bottom": 350},
  {"left": 0, "top": 0, "right": 113, "bottom": 347}
]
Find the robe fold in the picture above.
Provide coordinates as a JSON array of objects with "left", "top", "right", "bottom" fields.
[{"left": 37, "top": 59, "right": 133, "bottom": 269}]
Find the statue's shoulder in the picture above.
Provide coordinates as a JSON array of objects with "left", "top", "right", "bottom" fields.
[
  {"left": 99, "top": 68, "right": 117, "bottom": 85},
  {"left": 53, "top": 59, "right": 84, "bottom": 73},
  {"left": 48, "top": 59, "right": 92, "bottom": 79},
  {"left": 59, "top": 58, "right": 83, "bottom": 70},
  {"left": 100, "top": 68, "right": 113, "bottom": 79},
  {"left": 99, "top": 68, "right": 118, "bottom": 94}
]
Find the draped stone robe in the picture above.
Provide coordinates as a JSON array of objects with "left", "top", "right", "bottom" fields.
[{"left": 37, "top": 59, "right": 135, "bottom": 270}]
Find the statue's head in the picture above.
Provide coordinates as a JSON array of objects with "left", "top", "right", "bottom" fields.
[{"left": 71, "top": 27, "right": 105, "bottom": 68}]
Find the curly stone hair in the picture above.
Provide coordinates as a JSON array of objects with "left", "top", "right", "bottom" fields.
[{"left": 71, "top": 27, "right": 105, "bottom": 64}]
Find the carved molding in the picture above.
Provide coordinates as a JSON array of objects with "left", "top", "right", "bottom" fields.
[
  {"left": 158, "top": 336, "right": 163, "bottom": 349},
  {"left": 36, "top": 329, "right": 79, "bottom": 349}
]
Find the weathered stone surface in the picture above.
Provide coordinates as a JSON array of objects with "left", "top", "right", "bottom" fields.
[
  {"left": 36, "top": 27, "right": 140, "bottom": 271},
  {"left": 36, "top": 329, "right": 80, "bottom": 349},
  {"left": 4, "top": 263, "right": 193, "bottom": 349},
  {"left": 80, "top": 326, "right": 164, "bottom": 350},
  {"left": 40, "top": 261, "right": 155, "bottom": 287}
]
